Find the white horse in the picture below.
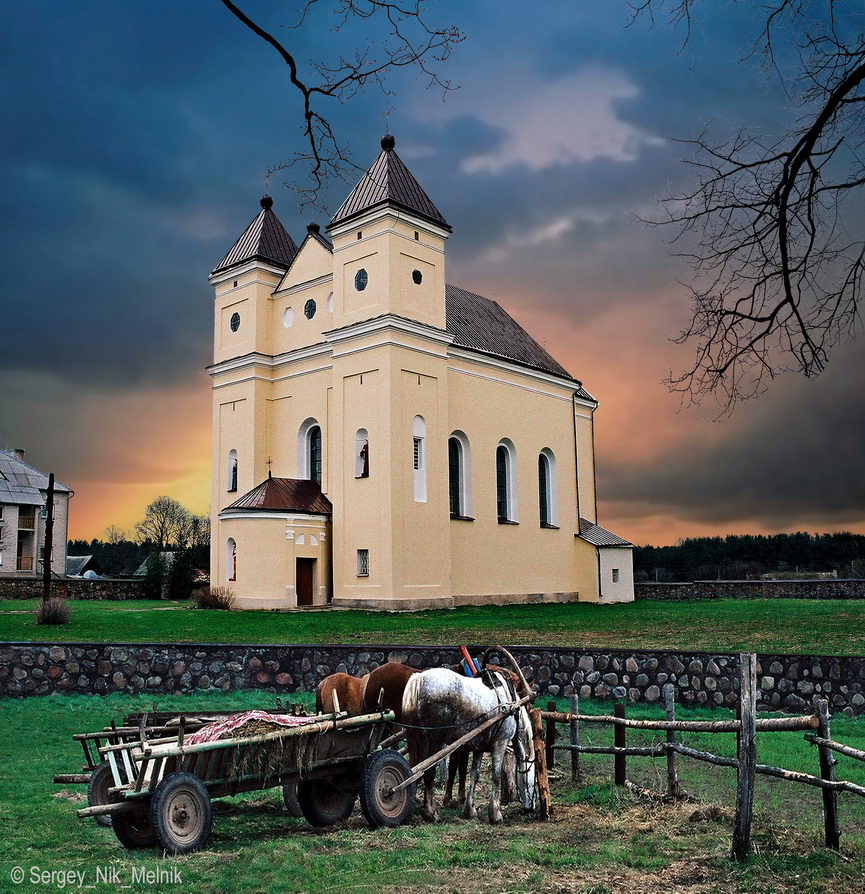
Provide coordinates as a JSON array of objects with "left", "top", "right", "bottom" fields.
[{"left": 402, "top": 668, "right": 536, "bottom": 824}]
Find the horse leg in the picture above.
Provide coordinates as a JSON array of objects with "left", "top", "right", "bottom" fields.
[
  {"left": 444, "top": 753, "right": 458, "bottom": 806},
  {"left": 457, "top": 749, "right": 468, "bottom": 805},
  {"left": 420, "top": 767, "right": 438, "bottom": 822},
  {"left": 462, "top": 751, "right": 482, "bottom": 820},
  {"left": 501, "top": 748, "right": 516, "bottom": 805},
  {"left": 488, "top": 741, "right": 506, "bottom": 825}
]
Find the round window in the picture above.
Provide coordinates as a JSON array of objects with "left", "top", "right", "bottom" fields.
[
  {"left": 229, "top": 312, "right": 240, "bottom": 332},
  {"left": 412, "top": 269, "right": 423, "bottom": 285},
  {"left": 304, "top": 299, "right": 317, "bottom": 319},
  {"left": 355, "top": 268, "right": 368, "bottom": 291},
  {"left": 283, "top": 307, "right": 295, "bottom": 328}
]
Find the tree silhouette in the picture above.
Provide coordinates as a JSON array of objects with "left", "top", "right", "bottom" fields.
[{"left": 634, "top": 1, "right": 865, "bottom": 412}]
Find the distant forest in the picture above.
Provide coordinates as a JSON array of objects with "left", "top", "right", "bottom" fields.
[
  {"left": 66, "top": 538, "right": 210, "bottom": 578},
  {"left": 635, "top": 532, "right": 865, "bottom": 582}
]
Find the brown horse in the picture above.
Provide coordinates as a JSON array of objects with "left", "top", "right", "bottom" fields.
[
  {"left": 315, "top": 672, "right": 367, "bottom": 715},
  {"left": 361, "top": 661, "right": 419, "bottom": 720}
]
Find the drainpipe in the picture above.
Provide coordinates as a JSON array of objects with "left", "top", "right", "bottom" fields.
[{"left": 571, "top": 392, "right": 581, "bottom": 524}]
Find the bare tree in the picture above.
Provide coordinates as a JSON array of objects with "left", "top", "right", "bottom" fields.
[
  {"left": 135, "top": 496, "right": 192, "bottom": 549},
  {"left": 218, "top": 0, "right": 463, "bottom": 207},
  {"left": 633, "top": 1, "right": 865, "bottom": 412},
  {"left": 104, "top": 524, "right": 127, "bottom": 545}
]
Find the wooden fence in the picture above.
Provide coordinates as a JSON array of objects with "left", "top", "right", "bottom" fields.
[{"left": 540, "top": 652, "right": 865, "bottom": 860}]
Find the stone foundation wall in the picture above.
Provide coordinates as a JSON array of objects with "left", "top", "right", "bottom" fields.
[
  {"left": 0, "top": 577, "right": 146, "bottom": 600},
  {"left": 2, "top": 642, "right": 865, "bottom": 715},
  {"left": 635, "top": 579, "right": 865, "bottom": 600}
]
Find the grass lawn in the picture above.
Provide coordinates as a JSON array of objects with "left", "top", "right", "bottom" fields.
[
  {"left": 3, "top": 690, "right": 865, "bottom": 893},
  {"left": 2, "top": 597, "right": 865, "bottom": 655}
]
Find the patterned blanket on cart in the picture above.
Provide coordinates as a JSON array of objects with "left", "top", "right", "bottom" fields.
[{"left": 186, "top": 710, "right": 321, "bottom": 745}]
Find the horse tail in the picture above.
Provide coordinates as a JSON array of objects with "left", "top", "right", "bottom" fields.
[{"left": 401, "top": 669, "right": 424, "bottom": 722}]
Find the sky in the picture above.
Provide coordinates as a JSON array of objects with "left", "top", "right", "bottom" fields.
[{"left": 1, "top": 1, "right": 863, "bottom": 546}]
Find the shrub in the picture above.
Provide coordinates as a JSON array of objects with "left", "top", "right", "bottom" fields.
[
  {"left": 142, "top": 551, "right": 168, "bottom": 600},
  {"left": 166, "top": 548, "right": 196, "bottom": 601},
  {"left": 35, "top": 597, "right": 70, "bottom": 625},
  {"left": 194, "top": 586, "right": 235, "bottom": 611}
]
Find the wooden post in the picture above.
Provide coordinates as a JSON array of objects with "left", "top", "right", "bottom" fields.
[
  {"left": 529, "top": 707, "right": 552, "bottom": 820},
  {"left": 614, "top": 703, "right": 626, "bottom": 786},
  {"left": 664, "top": 684, "right": 679, "bottom": 799},
  {"left": 731, "top": 653, "right": 757, "bottom": 861},
  {"left": 569, "top": 693, "right": 580, "bottom": 783},
  {"left": 42, "top": 473, "right": 55, "bottom": 601},
  {"left": 545, "top": 701, "right": 556, "bottom": 769},
  {"left": 815, "top": 697, "right": 840, "bottom": 849}
]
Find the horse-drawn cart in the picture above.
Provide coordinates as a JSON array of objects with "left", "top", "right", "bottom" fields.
[{"left": 62, "top": 708, "right": 415, "bottom": 854}]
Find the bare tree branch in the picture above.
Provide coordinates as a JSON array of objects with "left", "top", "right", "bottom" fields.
[
  {"left": 634, "top": 1, "right": 865, "bottom": 412},
  {"left": 218, "top": 0, "right": 463, "bottom": 209}
]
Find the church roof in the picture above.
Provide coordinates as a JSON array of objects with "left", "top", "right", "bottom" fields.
[
  {"left": 222, "top": 476, "right": 332, "bottom": 516},
  {"left": 330, "top": 134, "right": 450, "bottom": 231},
  {"left": 212, "top": 196, "right": 299, "bottom": 275},
  {"left": 445, "top": 284, "right": 594, "bottom": 399},
  {"left": 578, "top": 518, "right": 633, "bottom": 548}
]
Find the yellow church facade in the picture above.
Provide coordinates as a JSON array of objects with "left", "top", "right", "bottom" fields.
[{"left": 208, "top": 135, "right": 634, "bottom": 610}]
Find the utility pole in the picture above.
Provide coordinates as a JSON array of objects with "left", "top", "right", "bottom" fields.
[{"left": 42, "top": 473, "right": 55, "bottom": 601}]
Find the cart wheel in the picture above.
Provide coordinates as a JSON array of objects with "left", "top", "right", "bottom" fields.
[
  {"left": 282, "top": 781, "right": 303, "bottom": 818},
  {"left": 149, "top": 771, "right": 213, "bottom": 856},
  {"left": 297, "top": 774, "right": 356, "bottom": 827},
  {"left": 360, "top": 749, "right": 415, "bottom": 829},
  {"left": 110, "top": 797, "right": 157, "bottom": 850},
  {"left": 88, "top": 762, "right": 114, "bottom": 828}
]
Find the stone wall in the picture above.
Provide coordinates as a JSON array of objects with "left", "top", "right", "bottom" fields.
[
  {"left": 0, "top": 577, "right": 146, "bottom": 600},
  {"left": 2, "top": 641, "right": 865, "bottom": 715},
  {"left": 635, "top": 579, "right": 865, "bottom": 601}
]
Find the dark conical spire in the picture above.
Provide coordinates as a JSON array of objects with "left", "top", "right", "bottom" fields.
[
  {"left": 212, "top": 195, "right": 299, "bottom": 275},
  {"left": 329, "top": 134, "right": 450, "bottom": 231}
]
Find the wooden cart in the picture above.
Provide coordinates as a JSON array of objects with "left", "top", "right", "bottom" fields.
[
  {"left": 54, "top": 709, "right": 286, "bottom": 827},
  {"left": 71, "top": 708, "right": 415, "bottom": 854}
]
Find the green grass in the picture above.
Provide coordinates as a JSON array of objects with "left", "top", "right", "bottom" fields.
[
  {"left": 2, "top": 691, "right": 865, "bottom": 892},
  {"left": 2, "top": 597, "right": 865, "bottom": 655}
]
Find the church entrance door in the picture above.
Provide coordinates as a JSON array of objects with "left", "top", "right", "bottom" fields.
[{"left": 296, "top": 558, "right": 315, "bottom": 607}]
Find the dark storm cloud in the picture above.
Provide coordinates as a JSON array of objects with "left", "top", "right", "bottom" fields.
[{"left": 601, "top": 342, "right": 865, "bottom": 527}]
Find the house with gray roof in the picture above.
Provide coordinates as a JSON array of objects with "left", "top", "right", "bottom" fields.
[{"left": 0, "top": 449, "right": 73, "bottom": 577}]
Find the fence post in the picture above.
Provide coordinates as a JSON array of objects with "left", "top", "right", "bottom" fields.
[
  {"left": 815, "top": 697, "right": 840, "bottom": 849},
  {"left": 664, "top": 683, "right": 679, "bottom": 799},
  {"left": 569, "top": 693, "right": 580, "bottom": 783},
  {"left": 545, "top": 701, "right": 556, "bottom": 769},
  {"left": 529, "top": 707, "right": 552, "bottom": 820},
  {"left": 731, "top": 652, "right": 756, "bottom": 861},
  {"left": 614, "top": 703, "right": 626, "bottom": 786}
]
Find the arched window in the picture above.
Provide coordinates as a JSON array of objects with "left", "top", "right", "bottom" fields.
[
  {"left": 355, "top": 428, "right": 369, "bottom": 478},
  {"left": 227, "top": 538, "right": 237, "bottom": 582},
  {"left": 412, "top": 415, "right": 427, "bottom": 502},
  {"left": 496, "top": 439, "right": 518, "bottom": 523},
  {"left": 227, "top": 450, "right": 238, "bottom": 492},
  {"left": 448, "top": 431, "right": 472, "bottom": 518},
  {"left": 538, "top": 448, "right": 558, "bottom": 527},
  {"left": 297, "top": 418, "right": 323, "bottom": 483}
]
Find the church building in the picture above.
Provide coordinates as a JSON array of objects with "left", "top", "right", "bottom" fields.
[{"left": 208, "top": 135, "right": 634, "bottom": 610}]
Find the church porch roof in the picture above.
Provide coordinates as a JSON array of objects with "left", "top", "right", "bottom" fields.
[{"left": 222, "top": 477, "right": 332, "bottom": 516}]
